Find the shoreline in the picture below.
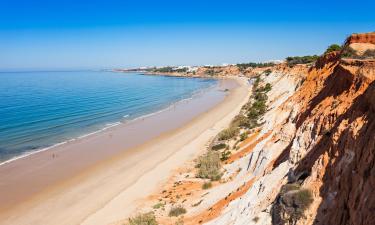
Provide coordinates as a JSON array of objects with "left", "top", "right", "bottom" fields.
[
  {"left": 0, "top": 76, "right": 250, "bottom": 225},
  {"left": 0, "top": 80, "right": 218, "bottom": 167}
]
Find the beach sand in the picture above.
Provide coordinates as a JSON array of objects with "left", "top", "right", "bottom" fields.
[{"left": 0, "top": 77, "right": 250, "bottom": 225}]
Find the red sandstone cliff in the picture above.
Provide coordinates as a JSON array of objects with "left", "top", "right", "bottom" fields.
[
  {"left": 271, "top": 33, "right": 375, "bottom": 225},
  {"left": 345, "top": 32, "right": 375, "bottom": 45}
]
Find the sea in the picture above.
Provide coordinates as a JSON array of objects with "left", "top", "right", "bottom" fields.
[{"left": 0, "top": 71, "right": 217, "bottom": 163}]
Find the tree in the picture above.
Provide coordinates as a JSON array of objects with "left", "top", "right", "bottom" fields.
[{"left": 325, "top": 44, "right": 342, "bottom": 54}]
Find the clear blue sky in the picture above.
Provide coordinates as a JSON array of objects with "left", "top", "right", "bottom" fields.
[{"left": 1, "top": 0, "right": 374, "bottom": 70}]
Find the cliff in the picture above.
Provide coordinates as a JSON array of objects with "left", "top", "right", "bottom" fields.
[
  {"left": 284, "top": 51, "right": 375, "bottom": 225},
  {"left": 204, "top": 32, "right": 375, "bottom": 225},
  {"left": 345, "top": 32, "right": 375, "bottom": 45},
  {"left": 119, "top": 32, "right": 375, "bottom": 225}
]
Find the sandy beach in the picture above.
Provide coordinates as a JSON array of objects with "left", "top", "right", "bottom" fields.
[{"left": 0, "top": 76, "right": 250, "bottom": 225}]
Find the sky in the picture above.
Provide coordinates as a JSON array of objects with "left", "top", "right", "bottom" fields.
[{"left": 0, "top": 0, "right": 374, "bottom": 71}]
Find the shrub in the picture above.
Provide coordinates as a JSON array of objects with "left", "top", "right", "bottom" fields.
[
  {"left": 264, "top": 83, "right": 272, "bottom": 92},
  {"left": 220, "top": 150, "right": 231, "bottom": 161},
  {"left": 127, "top": 212, "right": 158, "bottom": 225},
  {"left": 272, "top": 185, "right": 313, "bottom": 224},
  {"left": 197, "top": 151, "right": 222, "bottom": 181},
  {"left": 247, "top": 107, "right": 261, "bottom": 119},
  {"left": 254, "top": 92, "right": 268, "bottom": 102},
  {"left": 264, "top": 69, "right": 272, "bottom": 76},
  {"left": 231, "top": 114, "right": 251, "bottom": 128},
  {"left": 169, "top": 205, "right": 187, "bottom": 217},
  {"left": 247, "top": 118, "right": 259, "bottom": 129},
  {"left": 341, "top": 47, "right": 357, "bottom": 58},
  {"left": 211, "top": 143, "right": 227, "bottom": 151},
  {"left": 252, "top": 216, "right": 260, "bottom": 223},
  {"left": 292, "top": 189, "right": 314, "bottom": 210},
  {"left": 218, "top": 126, "right": 239, "bottom": 141},
  {"left": 240, "top": 132, "right": 248, "bottom": 141},
  {"left": 152, "top": 67, "right": 173, "bottom": 73},
  {"left": 205, "top": 69, "right": 215, "bottom": 76},
  {"left": 152, "top": 202, "right": 165, "bottom": 209},
  {"left": 325, "top": 44, "right": 342, "bottom": 54},
  {"left": 174, "top": 68, "right": 188, "bottom": 73},
  {"left": 237, "top": 62, "right": 274, "bottom": 71},
  {"left": 253, "top": 76, "right": 261, "bottom": 89},
  {"left": 281, "top": 183, "right": 300, "bottom": 193},
  {"left": 242, "top": 101, "right": 254, "bottom": 111},
  {"left": 363, "top": 49, "right": 375, "bottom": 58},
  {"left": 202, "top": 182, "right": 212, "bottom": 189},
  {"left": 286, "top": 55, "right": 319, "bottom": 66},
  {"left": 248, "top": 101, "right": 267, "bottom": 119}
]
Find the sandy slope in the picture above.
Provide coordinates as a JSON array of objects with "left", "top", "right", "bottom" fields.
[{"left": 0, "top": 77, "right": 250, "bottom": 225}]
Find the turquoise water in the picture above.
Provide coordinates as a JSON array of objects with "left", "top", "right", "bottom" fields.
[{"left": 0, "top": 71, "right": 217, "bottom": 163}]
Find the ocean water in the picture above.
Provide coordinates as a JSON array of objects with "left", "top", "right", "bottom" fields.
[{"left": 0, "top": 71, "right": 217, "bottom": 163}]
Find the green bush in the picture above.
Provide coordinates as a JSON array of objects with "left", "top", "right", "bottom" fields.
[
  {"left": 363, "top": 49, "right": 375, "bottom": 58},
  {"left": 293, "top": 189, "right": 314, "bottom": 210},
  {"left": 152, "top": 202, "right": 165, "bottom": 209},
  {"left": 202, "top": 182, "right": 212, "bottom": 189},
  {"left": 174, "top": 68, "right": 188, "bottom": 73},
  {"left": 274, "top": 186, "right": 314, "bottom": 224},
  {"left": 264, "top": 83, "right": 272, "bottom": 92},
  {"left": 252, "top": 99, "right": 267, "bottom": 111},
  {"left": 253, "top": 76, "right": 261, "bottom": 89},
  {"left": 281, "top": 183, "right": 300, "bottom": 193},
  {"left": 286, "top": 55, "right": 319, "bottom": 66},
  {"left": 220, "top": 150, "right": 231, "bottom": 161},
  {"left": 205, "top": 69, "right": 215, "bottom": 76},
  {"left": 325, "top": 44, "right": 342, "bottom": 54},
  {"left": 127, "top": 212, "right": 158, "bottom": 225},
  {"left": 254, "top": 92, "right": 268, "bottom": 102},
  {"left": 169, "top": 205, "right": 187, "bottom": 217},
  {"left": 211, "top": 143, "right": 227, "bottom": 151},
  {"left": 341, "top": 47, "right": 357, "bottom": 58},
  {"left": 264, "top": 69, "right": 272, "bottom": 76},
  {"left": 240, "top": 132, "right": 248, "bottom": 141},
  {"left": 248, "top": 100, "right": 267, "bottom": 119},
  {"left": 237, "top": 62, "right": 274, "bottom": 71},
  {"left": 152, "top": 67, "right": 174, "bottom": 73},
  {"left": 218, "top": 126, "right": 239, "bottom": 141},
  {"left": 197, "top": 151, "right": 222, "bottom": 181},
  {"left": 255, "top": 83, "right": 271, "bottom": 93},
  {"left": 231, "top": 114, "right": 251, "bottom": 128}
]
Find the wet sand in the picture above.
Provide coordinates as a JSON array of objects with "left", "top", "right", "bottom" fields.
[{"left": 0, "top": 77, "right": 250, "bottom": 225}]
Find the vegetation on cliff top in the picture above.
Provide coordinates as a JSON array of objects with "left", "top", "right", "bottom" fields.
[
  {"left": 286, "top": 55, "right": 319, "bottom": 66},
  {"left": 341, "top": 46, "right": 375, "bottom": 59},
  {"left": 237, "top": 62, "right": 275, "bottom": 72},
  {"left": 150, "top": 66, "right": 188, "bottom": 73},
  {"left": 325, "top": 44, "right": 342, "bottom": 54}
]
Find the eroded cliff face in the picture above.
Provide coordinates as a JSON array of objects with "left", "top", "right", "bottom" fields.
[
  {"left": 206, "top": 33, "right": 375, "bottom": 225},
  {"left": 288, "top": 57, "right": 375, "bottom": 225}
]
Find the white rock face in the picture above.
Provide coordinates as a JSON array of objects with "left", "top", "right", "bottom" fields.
[{"left": 205, "top": 71, "right": 305, "bottom": 225}]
